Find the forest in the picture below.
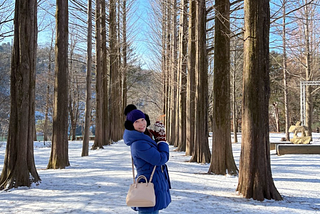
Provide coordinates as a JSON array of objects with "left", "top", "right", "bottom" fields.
[{"left": 0, "top": 0, "right": 320, "bottom": 201}]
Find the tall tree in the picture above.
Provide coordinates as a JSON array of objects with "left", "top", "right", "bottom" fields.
[
  {"left": 68, "top": 35, "right": 79, "bottom": 141},
  {"left": 92, "top": 0, "right": 103, "bottom": 149},
  {"left": 44, "top": 32, "right": 54, "bottom": 141},
  {"left": 0, "top": 0, "right": 40, "bottom": 189},
  {"left": 101, "top": 0, "right": 110, "bottom": 146},
  {"left": 47, "top": 0, "right": 70, "bottom": 169},
  {"left": 176, "top": 0, "right": 188, "bottom": 152},
  {"left": 122, "top": 0, "right": 128, "bottom": 122},
  {"left": 190, "top": 0, "right": 211, "bottom": 163},
  {"left": 161, "top": 0, "right": 168, "bottom": 121},
  {"left": 231, "top": 38, "right": 242, "bottom": 144},
  {"left": 164, "top": 0, "right": 172, "bottom": 143},
  {"left": 229, "top": 1, "right": 244, "bottom": 144},
  {"left": 208, "top": 0, "right": 238, "bottom": 175},
  {"left": 170, "top": 0, "right": 179, "bottom": 147},
  {"left": 282, "top": 0, "right": 290, "bottom": 141},
  {"left": 82, "top": 0, "right": 93, "bottom": 157},
  {"left": 109, "top": 0, "right": 123, "bottom": 142},
  {"left": 186, "top": 0, "right": 196, "bottom": 156},
  {"left": 303, "top": 0, "right": 312, "bottom": 136},
  {"left": 236, "top": 0, "right": 282, "bottom": 201}
]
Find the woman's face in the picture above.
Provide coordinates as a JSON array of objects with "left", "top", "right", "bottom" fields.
[{"left": 133, "top": 118, "right": 147, "bottom": 133}]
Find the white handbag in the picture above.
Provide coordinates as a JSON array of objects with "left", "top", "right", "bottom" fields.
[{"left": 126, "top": 158, "right": 156, "bottom": 207}]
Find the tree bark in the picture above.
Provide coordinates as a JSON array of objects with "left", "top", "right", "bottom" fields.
[
  {"left": 47, "top": 0, "right": 70, "bottom": 169},
  {"left": 44, "top": 36, "right": 54, "bottom": 142},
  {"left": 92, "top": 0, "right": 103, "bottom": 150},
  {"left": 0, "top": 0, "right": 40, "bottom": 190},
  {"left": 109, "top": 0, "right": 123, "bottom": 142},
  {"left": 231, "top": 39, "right": 240, "bottom": 144},
  {"left": 164, "top": 0, "right": 172, "bottom": 144},
  {"left": 236, "top": 0, "right": 282, "bottom": 201},
  {"left": 209, "top": 0, "right": 238, "bottom": 175},
  {"left": 304, "top": 0, "right": 312, "bottom": 137},
  {"left": 190, "top": 0, "right": 211, "bottom": 164},
  {"left": 101, "top": 0, "right": 110, "bottom": 146},
  {"left": 169, "top": 0, "right": 178, "bottom": 147},
  {"left": 82, "top": 0, "right": 92, "bottom": 157},
  {"left": 186, "top": 0, "right": 196, "bottom": 156},
  {"left": 122, "top": 0, "right": 127, "bottom": 140},
  {"left": 177, "top": 0, "right": 188, "bottom": 152},
  {"left": 282, "top": 1, "right": 290, "bottom": 141},
  {"left": 232, "top": 53, "right": 238, "bottom": 144},
  {"left": 161, "top": 0, "right": 167, "bottom": 119}
]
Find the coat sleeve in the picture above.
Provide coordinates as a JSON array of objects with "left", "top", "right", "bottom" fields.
[{"left": 132, "top": 140, "right": 169, "bottom": 166}]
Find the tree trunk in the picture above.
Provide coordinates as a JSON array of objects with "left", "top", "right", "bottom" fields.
[
  {"left": 122, "top": 0, "right": 127, "bottom": 140},
  {"left": 68, "top": 41, "right": 76, "bottom": 141},
  {"left": 101, "top": 0, "right": 110, "bottom": 146},
  {"left": 165, "top": 0, "right": 172, "bottom": 144},
  {"left": 161, "top": 0, "right": 170, "bottom": 127},
  {"left": 82, "top": 0, "right": 92, "bottom": 157},
  {"left": 186, "top": 0, "right": 196, "bottom": 156},
  {"left": 232, "top": 56, "right": 238, "bottom": 144},
  {"left": 109, "top": 0, "right": 122, "bottom": 142},
  {"left": 304, "top": 1, "right": 312, "bottom": 137},
  {"left": 209, "top": 0, "right": 238, "bottom": 175},
  {"left": 161, "top": 1, "right": 167, "bottom": 119},
  {"left": 177, "top": 0, "right": 188, "bottom": 152},
  {"left": 282, "top": 1, "right": 290, "bottom": 141},
  {"left": 47, "top": 0, "right": 70, "bottom": 169},
  {"left": 236, "top": 0, "right": 282, "bottom": 201},
  {"left": 190, "top": 0, "right": 211, "bottom": 164},
  {"left": 170, "top": 0, "right": 178, "bottom": 147},
  {"left": 231, "top": 39, "right": 240, "bottom": 144},
  {"left": 92, "top": 0, "right": 103, "bottom": 150},
  {"left": 44, "top": 33, "right": 54, "bottom": 142},
  {"left": 44, "top": 84, "right": 50, "bottom": 141},
  {"left": 0, "top": 0, "right": 40, "bottom": 190},
  {"left": 69, "top": 95, "right": 76, "bottom": 141},
  {"left": 109, "top": 0, "right": 124, "bottom": 142}
]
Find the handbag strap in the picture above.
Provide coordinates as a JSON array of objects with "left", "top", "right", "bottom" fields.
[{"left": 131, "top": 157, "right": 156, "bottom": 183}]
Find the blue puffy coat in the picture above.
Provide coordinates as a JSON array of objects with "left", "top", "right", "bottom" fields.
[{"left": 123, "top": 129, "right": 171, "bottom": 212}]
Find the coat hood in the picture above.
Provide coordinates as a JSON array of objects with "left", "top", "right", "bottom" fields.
[{"left": 123, "top": 129, "right": 154, "bottom": 146}]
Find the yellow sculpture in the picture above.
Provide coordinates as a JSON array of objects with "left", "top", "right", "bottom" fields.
[{"left": 288, "top": 121, "right": 311, "bottom": 144}]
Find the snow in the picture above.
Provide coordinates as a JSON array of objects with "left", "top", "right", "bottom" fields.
[{"left": 1, "top": 133, "right": 320, "bottom": 214}]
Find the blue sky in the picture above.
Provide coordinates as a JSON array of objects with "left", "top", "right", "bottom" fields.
[{"left": 131, "top": 0, "right": 158, "bottom": 69}]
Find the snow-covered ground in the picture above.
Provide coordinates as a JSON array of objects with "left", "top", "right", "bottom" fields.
[{"left": 0, "top": 133, "right": 320, "bottom": 214}]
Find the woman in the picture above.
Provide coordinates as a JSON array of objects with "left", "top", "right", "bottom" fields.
[{"left": 123, "top": 109, "right": 171, "bottom": 214}]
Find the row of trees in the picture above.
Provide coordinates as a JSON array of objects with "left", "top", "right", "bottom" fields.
[
  {"left": 0, "top": 0, "right": 161, "bottom": 190},
  {"left": 158, "top": 0, "right": 279, "bottom": 200},
  {"left": 0, "top": 0, "right": 320, "bottom": 201},
  {"left": 151, "top": 0, "right": 319, "bottom": 201}
]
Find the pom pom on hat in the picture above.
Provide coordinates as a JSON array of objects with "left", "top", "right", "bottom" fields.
[
  {"left": 127, "top": 109, "right": 145, "bottom": 123},
  {"left": 124, "top": 104, "right": 137, "bottom": 116}
]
